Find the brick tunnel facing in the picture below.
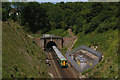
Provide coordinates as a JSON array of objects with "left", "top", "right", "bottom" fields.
[{"left": 39, "top": 36, "right": 74, "bottom": 50}]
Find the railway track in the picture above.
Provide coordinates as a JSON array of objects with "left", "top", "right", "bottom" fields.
[{"left": 47, "top": 51, "right": 77, "bottom": 79}]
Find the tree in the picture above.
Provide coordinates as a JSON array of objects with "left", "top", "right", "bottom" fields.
[
  {"left": 20, "top": 2, "right": 49, "bottom": 33},
  {"left": 2, "top": 2, "right": 12, "bottom": 21},
  {"left": 60, "top": 21, "right": 67, "bottom": 30}
]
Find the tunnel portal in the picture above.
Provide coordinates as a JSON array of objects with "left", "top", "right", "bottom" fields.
[
  {"left": 40, "top": 35, "right": 63, "bottom": 50},
  {"left": 47, "top": 41, "right": 57, "bottom": 50}
]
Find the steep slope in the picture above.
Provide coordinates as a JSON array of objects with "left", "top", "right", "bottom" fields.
[
  {"left": 2, "top": 20, "right": 49, "bottom": 78},
  {"left": 73, "top": 29, "right": 118, "bottom": 78},
  {"left": 0, "top": 21, "right": 2, "bottom": 79}
]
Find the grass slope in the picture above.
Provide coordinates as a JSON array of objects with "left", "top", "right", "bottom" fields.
[
  {"left": 46, "top": 29, "right": 71, "bottom": 37},
  {"left": 31, "top": 29, "right": 71, "bottom": 38},
  {"left": 73, "top": 29, "right": 118, "bottom": 78},
  {"left": 0, "top": 21, "right": 2, "bottom": 79},
  {"left": 2, "top": 20, "right": 49, "bottom": 78}
]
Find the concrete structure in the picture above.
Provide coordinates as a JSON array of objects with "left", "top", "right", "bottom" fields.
[{"left": 65, "top": 45, "right": 102, "bottom": 73}]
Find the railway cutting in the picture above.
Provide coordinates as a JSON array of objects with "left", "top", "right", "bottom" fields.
[{"left": 34, "top": 34, "right": 102, "bottom": 79}]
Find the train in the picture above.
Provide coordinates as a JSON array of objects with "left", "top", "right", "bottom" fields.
[{"left": 52, "top": 46, "right": 68, "bottom": 68}]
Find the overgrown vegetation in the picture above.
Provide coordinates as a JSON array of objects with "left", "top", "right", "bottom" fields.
[
  {"left": 2, "top": 20, "right": 49, "bottom": 78},
  {"left": 46, "top": 29, "right": 71, "bottom": 37},
  {"left": 2, "top": 2, "right": 119, "bottom": 78},
  {"left": 70, "top": 3, "right": 119, "bottom": 78},
  {"left": 74, "top": 29, "right": 118, "bottom": 78},
  {"left": 2, "top": 2, "right": 118, "bottom": 34}
]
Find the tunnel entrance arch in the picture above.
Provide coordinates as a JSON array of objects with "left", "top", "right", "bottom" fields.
[
  {"left": 46, "top": 41, "right": 57, "bottom": 50},
  {"left": 40, "top": 36, "right": 63, "bottom": 50}
]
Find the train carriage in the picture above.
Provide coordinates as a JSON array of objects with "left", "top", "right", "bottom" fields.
[{"left": 52, "top": 46, "right": 68, "bottom": 67}]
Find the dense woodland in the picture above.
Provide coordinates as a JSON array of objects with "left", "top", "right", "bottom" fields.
[{"left": 2, "top": 2, "right": 118, "bottom": 34}]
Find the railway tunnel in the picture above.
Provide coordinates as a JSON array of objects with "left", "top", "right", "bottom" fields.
[
  {"left": 46, "top": 41, "right": 57, "bottom": 51},
  {"left": 40, "top": 35, "right": 63, "bottom": 50},
  {"left": 38, "top": 35, "right": 77, "bottom": 78}
]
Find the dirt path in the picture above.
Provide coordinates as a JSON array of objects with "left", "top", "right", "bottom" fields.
[{"left": 67, "top": 29, "right": 77, "bottom": 51}]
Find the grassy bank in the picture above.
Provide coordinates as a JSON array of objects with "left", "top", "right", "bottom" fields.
[
  {"left": 46, "top": 29, "right": 71, "bottom": 37},
  {"left": 31, "top": 29, "right": 71, "bottom": 38},
  {"left": 73, "top": 29, "right": 118, "bottom": 78},
  {"left": 2, "top": 20, "right": 49, "bottom": 78},
  {"left": 0, "top": 21, "right": 2, "bottom": 79}
]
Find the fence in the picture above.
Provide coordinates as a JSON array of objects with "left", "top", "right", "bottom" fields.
[
  {"left": 67, "top": 45, "right": 102, "bottom": 61},
  {"left": 65, "top": 45, "right": 102, "bottom": 73}
]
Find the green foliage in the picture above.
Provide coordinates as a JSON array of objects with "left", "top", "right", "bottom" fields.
[
  {"left": 82, "top": 68, "right": 93, "bottom": 75},
  {"left": 2, "top": 2, "right": 118, "bottom": 34},
  {"left": 46, "top": 29, "right": 71, "bottom": 37},
  {"left": 1, "top": 2, "right": 119, "bottom": 78},
  {"left": 74, "top": 29, "right": 118, "bottom": 78},
  {"left": 20, "top": 2, "right": 50, "bottom": 33},
  {"left": 2, "top": 20, "right": 49, "bottom": 78},
  {"left": 2, "top": 2, "right": 12, "bottom": 21}
]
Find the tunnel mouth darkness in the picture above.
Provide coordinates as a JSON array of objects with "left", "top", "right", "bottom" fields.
[{"left": 46, "top": 41, "right": 57, "bottom": 51}]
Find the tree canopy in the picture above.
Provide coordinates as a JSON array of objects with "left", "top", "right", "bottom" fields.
[{"left": 2, "top": 2, "right": 119, "bottom": 34}]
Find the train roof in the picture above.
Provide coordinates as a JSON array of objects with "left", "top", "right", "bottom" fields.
[{"left": 52, "top": 46, "right": 66, "bottom": 60}]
